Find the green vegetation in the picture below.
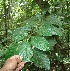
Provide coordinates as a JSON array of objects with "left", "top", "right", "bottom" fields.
[{"left": 0, "top": 0, "right": 70, "bottom": 71}]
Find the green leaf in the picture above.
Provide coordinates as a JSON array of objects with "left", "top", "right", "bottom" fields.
[
  {"left": 24, "top": 16, "right": 38, "bottom": 27},
  {"left": 5, "top": 43, "right": 18, "bottom": 59},
  {"left": 31, "top": 36, "right": 49, "bottom": 51},
  {"left": 33, "top": 49, "right": 50, "bottom": 70},
  {"left": 12, "top": 26, "right": 31, "bottom": 42},
  {"left": 37, "top": 24, "right": 63, "bottom": 36},
  {"left": 5, "top": 42, "right": 33, "bottom": 62},
  {"left": 48, "top": 38, "right": 57, "bottom": 49},
  {"left": 45, "top": 15, "right": 62, "bottom": 26},
  {"left": 36, "top": 15, "right": 63, "bottom": 36},
  {"left": 15, "top": 42, "right": 33, "bottom": 62}
]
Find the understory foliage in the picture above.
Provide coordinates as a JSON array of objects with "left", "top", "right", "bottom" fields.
[
  {"left": 0, "top": 0, "right": 70, "bottom": 71},
  {"left": 1, "top": 14, "right": 64, "bottom": 70}
]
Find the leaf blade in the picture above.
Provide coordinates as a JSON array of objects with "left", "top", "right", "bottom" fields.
[
  {"left": 33, "top": 49, "right": 50, "bottom": 70},
  {"left": 31, "top": 36, "right": 49, "bottom": 51}
]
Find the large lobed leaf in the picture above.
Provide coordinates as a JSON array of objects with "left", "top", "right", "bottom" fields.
[
  {"left": 5, "top": 41, "right": 33, "bottom": 62},
  {"left": 15, "top": 42, "right": 33, "bottom": 62},
  {"left": 33, "top": 49, "right": 50, "bottom": 70},
  {"left": 36, "top": 15, "right": 63, "bottom": 36},
  {"left": 37, "top": 24, "right": 63, "bottom": 36},
  {"left": 31, "top": 36, "right": 49, "bottom": 51},
  {"left": 12, "top": 26, "right": 31, "bottom": 42},
  {"left": 5, "top": 43, "right": 18, "bottom": 59},
  {"left": 45, "top": 15, "right": 62, "bottom": 26}
]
